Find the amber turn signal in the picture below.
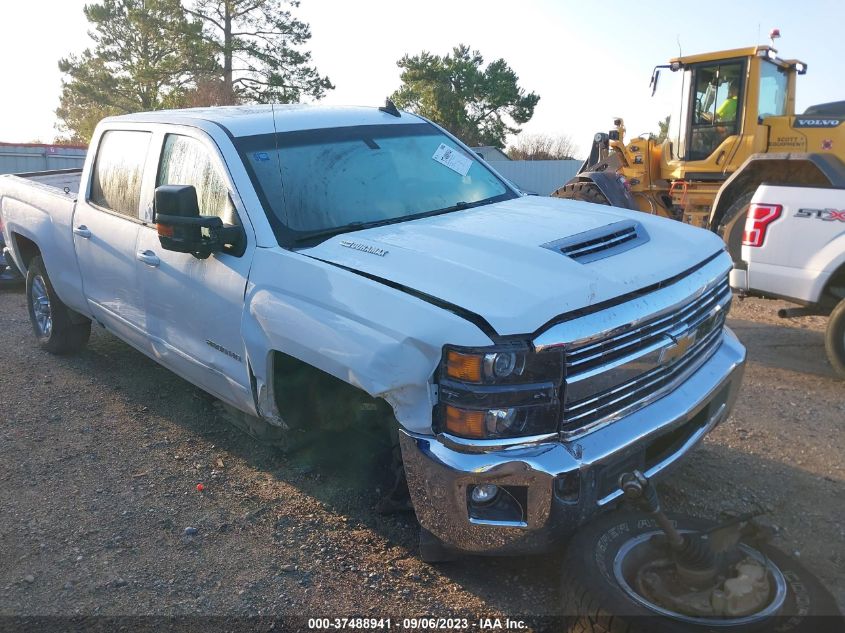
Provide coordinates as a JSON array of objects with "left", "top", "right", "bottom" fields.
[
  {"left": 444, "top": 405, "right": 486, "bottom": 439},
  {"left": 445, "top": 350, "right": 483, "bottom": 383},
  {"left": 157, "top": 223, "right": 174, "bottom": 237}
]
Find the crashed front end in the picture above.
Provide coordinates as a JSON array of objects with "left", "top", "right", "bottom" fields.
[{"left": 400, "top": 255, "right": 746, "bottom": 554}]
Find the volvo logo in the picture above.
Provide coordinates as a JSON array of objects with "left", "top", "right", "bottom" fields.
[{"left": 794, "top": 118, "right": 841, "bottom": 128}]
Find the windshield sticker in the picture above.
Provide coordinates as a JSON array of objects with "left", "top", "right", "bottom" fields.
[
  {"left": 253, "top": 152, "right": 270, "bottom": 162},
  {"left": 432, "top": 143, "right": 472, "bottom": 176}
]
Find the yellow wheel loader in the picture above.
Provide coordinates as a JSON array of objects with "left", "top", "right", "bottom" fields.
[{"left": 552, "top": 44, "right": 845, "bottom": 263}]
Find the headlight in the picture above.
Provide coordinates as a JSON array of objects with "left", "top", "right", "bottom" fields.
[
  {"left": 437, "top": 343, "right": 564, "bottom": 440},
  {"left": 483, "top": 352, "right": 523, "bottom": 379},
  {"left": 442, "top": 344, "right": 559, "bottom": 385}
]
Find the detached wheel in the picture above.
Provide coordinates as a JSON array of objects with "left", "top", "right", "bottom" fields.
[
  {"left": 552, "top": 182, "right": 610, "bottom": 205},
  {"left": 26, "top": 256, "right": 91, "bottom": 354},
  {"left": 561, "top": 511, "right": 840, "bottom": 633},
  {"left": 825, "top": 298, "right": 845, "bottom": 378}
]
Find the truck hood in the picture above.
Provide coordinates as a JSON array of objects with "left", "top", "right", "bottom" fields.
[{"left": 299, "top": 196, "right": 726, "bottom": 336}]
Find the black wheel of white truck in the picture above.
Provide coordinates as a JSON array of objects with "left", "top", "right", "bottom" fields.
[
  {"left": 26, "top": 256, "right": 91, "bottom": 354},
  {"left": 825, "top": 298, "right": 845, "bottom": 379},
  {"left": 561, "top": 511, "right": 841, "bottom": 633}
]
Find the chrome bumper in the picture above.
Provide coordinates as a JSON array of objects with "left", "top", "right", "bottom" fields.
[{"left": 399, "top": 328, "right": 746, "bottom": 555}]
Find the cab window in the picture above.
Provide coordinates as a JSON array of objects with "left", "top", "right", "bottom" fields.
[
  {"left": 89, "top": 130, "right": 152, "bottom": 218},
  {"left": 157, "top": 134, "right": 237, "bottom": 225},
  {"left": 758, "top": 61, "right": 788, "bottom": 120},
  {"left": 688, "top": 61, "right": 743, "bottom": 160}
]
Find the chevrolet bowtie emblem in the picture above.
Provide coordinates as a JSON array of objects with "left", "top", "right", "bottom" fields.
[{"left": 659, "top": 331, "right": 696, "bottom": 366}]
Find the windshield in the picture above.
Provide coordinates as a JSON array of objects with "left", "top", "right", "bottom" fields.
[{"left": 235, "top": 122, "right": 516, "bottom": 246}]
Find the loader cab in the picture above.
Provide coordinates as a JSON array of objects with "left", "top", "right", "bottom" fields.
[
  {"left": 684, "top": 59, "right": 745, "bottom": 161},
  {"left": 663, "top": 46, "right": 799, "bottom": 177}
]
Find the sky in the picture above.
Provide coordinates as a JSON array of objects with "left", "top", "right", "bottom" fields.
[{"left": 1, "top": 0, "right": 844, "bottom": 154}]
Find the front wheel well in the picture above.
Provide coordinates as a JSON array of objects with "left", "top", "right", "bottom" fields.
[
  {"left": 270, "top": 351, "right": 397, "bottom": 432},
  {"left": 268, "top": 351, "right": 407, "bottom": 503}
]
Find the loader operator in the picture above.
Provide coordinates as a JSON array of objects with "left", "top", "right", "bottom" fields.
[
  {"left": 715, "top": 84, "right": 739, "bottom": 122},
  {"left": 702, "top": 84, "right": 739, "bottom": 124}
]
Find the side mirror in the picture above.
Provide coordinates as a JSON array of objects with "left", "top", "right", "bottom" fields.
[{"left": 154, "top": 185, "right": 244, "bottom": 259}]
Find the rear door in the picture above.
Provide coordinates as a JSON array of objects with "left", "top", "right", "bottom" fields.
[
  {"left": 134, "top": 129, "right": 256, "bottom": 409},
  {"left": 72, "top": 129, "right": 154, "bottom": 350}
]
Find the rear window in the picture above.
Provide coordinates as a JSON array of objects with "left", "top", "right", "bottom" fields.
[{"left": 89, "top": 130, "right": 151, "bottom": 218}]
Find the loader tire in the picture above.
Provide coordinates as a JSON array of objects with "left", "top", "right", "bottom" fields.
[
  {"left": 825, "top": 297, "right": 845, "bottom": 378},
  {"left": 26, "top": 256, "right": 91, "bottom": 355},
  {"left": 552, "top": 182, "right": 610, "bottom": 205},
  {"left": 717, "top": 191, "right": 753, "bottom": 266}
]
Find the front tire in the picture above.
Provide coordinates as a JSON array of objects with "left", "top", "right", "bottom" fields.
[
  {"left": 561, "top": 511, "right": 840, "bottom": 633},
  {"left": 825, "top": 298, "right": 845, "bottom": 378},
  {"left": 26, "top": 255, "right": 91, "bottom": 354}
]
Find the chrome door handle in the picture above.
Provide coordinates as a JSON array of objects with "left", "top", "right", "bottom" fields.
[
  {"left": 73, "top": 225, "right": 92, "bottom": 238},
  {"left": 136, "top": 250, "right": 160, "bottom": 267}
]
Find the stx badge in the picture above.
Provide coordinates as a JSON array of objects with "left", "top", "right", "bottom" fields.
[{"left": 795, "top": 208, "right": 845, "bottom": 222}]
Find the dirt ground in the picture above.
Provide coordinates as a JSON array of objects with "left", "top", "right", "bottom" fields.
[{"left": 0, "top": 286, "right": 843, "bottom": 624}]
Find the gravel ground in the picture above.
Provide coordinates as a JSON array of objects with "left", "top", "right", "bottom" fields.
[{"left": 0, "top": 286, "right": 842, "bottom": 623}]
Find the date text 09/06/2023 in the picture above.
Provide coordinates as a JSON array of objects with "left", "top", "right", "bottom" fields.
[{"left": 307, "top": 618, "right": 528, "bottom": 630}]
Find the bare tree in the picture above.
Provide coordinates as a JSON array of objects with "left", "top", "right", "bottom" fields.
[{"left": 507, "top": 133, "right": 579, "bottom": 161}]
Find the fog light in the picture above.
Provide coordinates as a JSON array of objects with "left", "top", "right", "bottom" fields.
[{"left": 470, "top": 484, "right": 499, "bottom": 505}]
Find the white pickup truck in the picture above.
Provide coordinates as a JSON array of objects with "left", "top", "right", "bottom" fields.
[
  {"left": 730, "top": 183, "right": 845, "bottom": 377},
  {"left": 0, "top": 104, "right": 745, "bottom": 560}
]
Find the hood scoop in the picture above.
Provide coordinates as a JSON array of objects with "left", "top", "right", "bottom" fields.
[{"left": 542, "top": 220, "right": 648, "bottom": 263}]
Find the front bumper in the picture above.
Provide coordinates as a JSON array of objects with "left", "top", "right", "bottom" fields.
[{"left": 399, "top": 328, "right": 746, "bottom": 555}]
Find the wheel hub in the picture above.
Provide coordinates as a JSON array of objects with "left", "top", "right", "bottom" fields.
[{"left": 614, "top": 532, "right": 787, "bottom": 624}]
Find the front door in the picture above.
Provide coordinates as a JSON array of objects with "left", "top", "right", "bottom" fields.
[
  {"left": 135, "top": 131, "right": 255, "bottom": 409},
  {"left": 73, "top": 129, "right": 151, "bottom": 351},
  {"left": 686, "top": 60, "right": 745, "bottom": 164}
]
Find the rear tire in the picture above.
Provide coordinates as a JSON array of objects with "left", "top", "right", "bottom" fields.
[
  {"left": 26, "top": 255, "right": 91, "bottom": 354},
  {"left": 825, "top": 298, "right": 845, "bottom": 378},
  {"left": 552, "top": 182, "right": 610, "bottom": 205}
]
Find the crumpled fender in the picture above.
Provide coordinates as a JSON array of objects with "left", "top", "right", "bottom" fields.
[{"left": 240, "top": 247, "right": 492, "bottom": 434}]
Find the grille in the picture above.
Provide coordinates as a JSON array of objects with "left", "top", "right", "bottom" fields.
[{"left": 561, "top": 275, "right": 731, "bottom": 434}]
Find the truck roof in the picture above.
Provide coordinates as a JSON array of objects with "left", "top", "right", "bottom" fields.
[{"left": 106, "top": 104, "right": 425, "bottom": 137}]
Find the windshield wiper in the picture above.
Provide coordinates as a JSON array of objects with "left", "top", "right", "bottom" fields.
[
  {"left": 294, "top": 218, "right": 398, "bottom": 245},
  {"left": 294, "top": 198, "right": 498, "bottom": 245},
  {"left": 421, "top": 198, "right": 499, "bottom": 217}
]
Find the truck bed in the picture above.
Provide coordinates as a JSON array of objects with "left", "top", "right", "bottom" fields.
[
  {"left": 0, "top": 168, "right": 86, "bottom": 309},
  {"left": 11, "top": 168, "right": 83, "bottom": 196}
]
